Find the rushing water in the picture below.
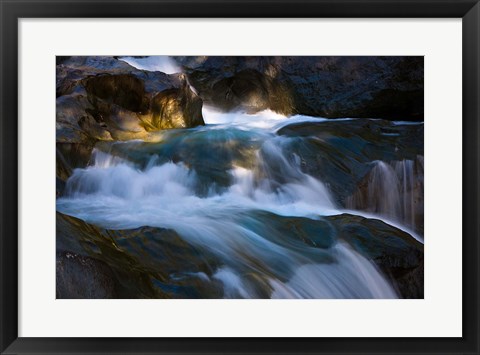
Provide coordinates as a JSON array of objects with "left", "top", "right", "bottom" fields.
[
  {"left": 57, "top": 106, "right": 424, "bottom": 299},
  {"left": 346, "top": 158, "right": 424, "bottom": 235}
]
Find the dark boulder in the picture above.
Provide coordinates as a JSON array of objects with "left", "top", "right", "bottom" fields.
[
  {"left": 174, "top": 56, "right": 423, "bottom": 121},
  {"left": 56, "top": 251, "right": 117, "bottom": 299},
  {"left": 83, "top": 74, "right": 149, "bottom": 113},
  {"left": 56, "top": 212, "right": 221, "bottom": 298},
  {"left": 193, "top": 68, "right": 295, "bottom": 115},
  {"left": 56, "top": 56, "right": 205, "bottom": 146},
  {"left": 56, "top": 88, "right": 113, "bottom": 144},
  {"left": 56, "top": 143, "right": 95, "bottom": 197}
]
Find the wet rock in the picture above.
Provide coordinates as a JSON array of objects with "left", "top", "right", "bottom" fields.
[
  {"left": 112, "top": 225, "right": 222, "bottom": 298},
  {"left": 56, "top": 178, "right": 66, "bottom": 198},
  {"left": 238, "top": 211, "right": 337, "bottom": 251},
  {"left": 326, "top": 213, "right": 424, "bottom": 298},
  {"left": 56, "top": 212, "right": 220, "bottom": 298},
  {"left": 56, "top": 251, "right": 116, "bottom": 299},
  {"left": 56, "top": 148, "right": 72, "bottom": 182},
  {"left": 56, "top": 143, "right": 95, "bottom": 196},
  {"left": 56, "top": 142, "right": 94, "bottom": 171},
  {"left": 175, "top": 56, "right": 423, "bottom": 120},
  {"left": 393, "top": 261, "right": 424, "bottom": 299}
]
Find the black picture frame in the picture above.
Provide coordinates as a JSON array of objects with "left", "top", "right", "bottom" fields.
[{"left": 1, "top": 1, "right": 479, "bottom": 354}]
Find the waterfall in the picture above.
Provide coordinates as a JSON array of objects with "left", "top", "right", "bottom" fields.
[{"left": 346, "top": 157, "right": 424, "bottom": 233}]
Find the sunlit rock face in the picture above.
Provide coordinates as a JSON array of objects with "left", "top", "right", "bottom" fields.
[
  {"left": 141, "top": 84, "right": 204, "bottom": 131},
  {"left": 174, "top": 56, "right": 423, "bottom": 121},
  {"left": 56, "top": 56, "right": 205, "bottom": 146}
]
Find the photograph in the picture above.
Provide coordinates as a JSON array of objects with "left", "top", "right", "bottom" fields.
[{"left": 55, "top": 55, "right": 424, "bottom": 299}]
